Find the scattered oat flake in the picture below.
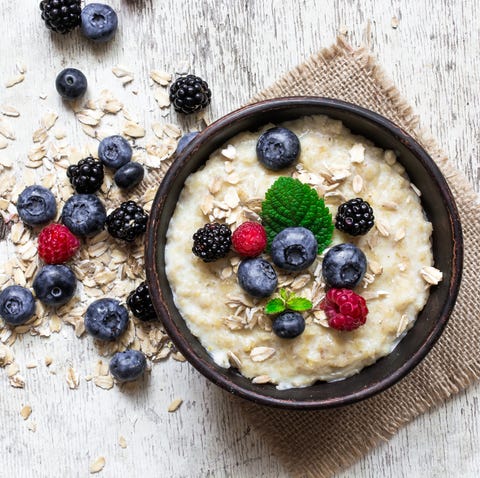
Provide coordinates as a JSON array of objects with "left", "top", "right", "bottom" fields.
[
  {"left": 66, "top": 366, "right": 80, "bottom": 389},
  {"left": 151, "top": 122, "right": 163, "bottom": 138},
  {"left": 250, "top": 346, "right": 276, "bottom": 362},
  {"left": 168, "top": 398, "right": 183, "bottom": 412},
  {"left": 384, "top": 150, "right": 396, "bottom": 165},
  {"left": 20, "top": 405, "right": 32, "bottom": 420},
  {"left": 221, "top": 144, "right": 237, "bottom": 160},
  {"left": 224, "top": 188, "right": 240, "bottom": 209},
  {"left": 26, "top": 361, "right": 37, "bottom": 369},
  {"left": 89, "top": 456, "right": 106, "bottom": 474},
  {"left": 154, "top": 88, "right": 170, "bottom": 108},
  {"left": 375, "top": 220, "right": 390, "bottom": 237},
  {"left": 410, "top": 183, "right": 422, "bottom": 196},
  {"left": 41, "top": 111, "right": 58, "bottom": 130},
  {"left": 118, "top": 436, "right": 127, "bottom": 449},
  {"left": 27, "top": 421, "right": 37, "bottom": 432},
  {"left": 94, "top": 375, "right": 114, "bottom": 390},
  {"left": 5, "top": 74, "right": 25, "bottom": 88},
  {"left": 350, "top": 143, "right": 365, "bottom": 163},
  {"left": 76, "top": 114, "right": 99, "bottom": 127},
  {"left": 1, "top": 105, "right": 20, "bottom": 117},
  {"left": 396, "top": 314, "right": 409, "bottom": 336},
  {"left": 252, "top": 375, "right": 272, "bottom": 384},
  {"left": 381, "top": 201, "right": 398, "bottom": 211},
  {"left": 163, "top": 123, "right": 181, "bottom": 139},
  {"left": 369, "top": 260, "right": 383, "bottom": 275},
  {"left": 150, "top": 70, "right": 171, "bottom": 86},
  {"left": 420, "top": 266, "right": 443, "bottom": 285},
  {"left": 352, "top": 175, "right": 363, "bottom": 193},
  {"left": 123, "top": 121, "right": 145, "bottom": 138},
  {"left": 394, "top": 228, "right": 406, "bottom": 242},
  {"left": 112, "top": 66, "right": 132, "bottom": 78},
  {"left": 391, "top": 16, "right": 399, "bottom": 29},
  {"left": 227, "top": 351, "right": 242, "bottom": 368},
  {"left": 0, "top": 118, "right": 15, "bottom": 140},
  {"left": 10, "top": 374, "right": 25, "bottom": 388},
  {"left": 16, "top": 62, "right": 27, "bottom": 74},
  {"left": 45, "top": 355, "right": 53, "bottom": 366}
]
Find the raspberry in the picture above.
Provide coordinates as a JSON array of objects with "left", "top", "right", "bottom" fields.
[
  {"left": 320, "top": 288, "right": 368, "bottom": 331},
  {"left": 38, "top": 223, "right": 80, "bottom": 264},
  {"left": 232, "top": 222, "right": 267, "bottom": 257}
]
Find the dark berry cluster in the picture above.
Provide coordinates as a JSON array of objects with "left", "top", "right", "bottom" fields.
[
  {"left": 127, "top": 282, "right": 157, "bottom": 321},
  {"left": 335, "top": 198, "right": 374, "bottom": 236},
  {"left": 40, "top": 0, "right": 81, "bottom": 34},
  {"left": 67, "top": 157, "right": 104, "bottom": 194},
  {"left": 192, "top": 223, "right": 231, "bottom": 262},
  {"left": 170, "top": 75, "right": 211, "bottom": 115},
  {"left": 106, "top": 201, "right": 148, "bottom": 242}
]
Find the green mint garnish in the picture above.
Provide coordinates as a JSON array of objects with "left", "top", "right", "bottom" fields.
[
  {"left": 286, "top": 297, "right": 312, "bottom": 312},
  {"left": 261, "top": 177, "right": 334, "bottom": 253},
  {"left": 264, "top": 298, "right": 285, "bottom": 315},
  {"left": 264, "top": 288, "right": 313, "bottom": 315}
]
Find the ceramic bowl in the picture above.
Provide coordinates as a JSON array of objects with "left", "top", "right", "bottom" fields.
[{"left": 145, "top": 97, "right": 463, "bottom": 409}]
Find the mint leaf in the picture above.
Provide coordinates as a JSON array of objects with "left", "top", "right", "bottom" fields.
[
  {"left": 264, "top": 298, "right": 286, "bottom": 315},
  {"left": 279, "top": 288, "right": 288, "bottom": 301},
  {"left": 286, "top": 297, "right": 312, "bottom": 312},
  {"left": 261, "top": 177, "right": 334, "bottom": 253}
]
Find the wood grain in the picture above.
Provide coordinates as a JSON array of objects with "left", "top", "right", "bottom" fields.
[{"left": 0, "top": 1, "right": 478, "bottom": 477}]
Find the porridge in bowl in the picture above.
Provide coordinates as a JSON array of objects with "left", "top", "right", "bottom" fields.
[{"left": 165, "top": 115, "right": 443, "bottom": 389}]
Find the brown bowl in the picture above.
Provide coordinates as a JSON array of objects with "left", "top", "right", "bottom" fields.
[{"left": 145, "top": 97, "right": 463, "bottom": 409}]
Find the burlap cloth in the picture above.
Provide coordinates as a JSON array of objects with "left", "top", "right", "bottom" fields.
[{"left": 147, "top": 37, "right": 480, "bottom": 477}]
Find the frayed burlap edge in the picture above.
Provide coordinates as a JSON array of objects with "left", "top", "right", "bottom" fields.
[
  {"left": 143, "top": 37, "right": 480, "bottom": 478},
  {"left": 238, "top": 37, "right": 480, "bottom": 478}
]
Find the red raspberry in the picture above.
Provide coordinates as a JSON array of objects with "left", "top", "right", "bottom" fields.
[
  {"left": 320, "top": 288, "right": 368, "bottom": 331},
  {"left": 232, "top": 222, "right": 267, "bottom": 257},
  {"left": 38, "top": 224, "right": 80, "bottom": 264}
]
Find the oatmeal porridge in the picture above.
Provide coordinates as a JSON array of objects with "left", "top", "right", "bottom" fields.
[{"left": 165, "top": 115, "right": 441, "bottom": 389}]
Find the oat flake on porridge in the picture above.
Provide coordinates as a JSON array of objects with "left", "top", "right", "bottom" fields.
[{"left": 165, "top": 115, "right": 436, "bottom": 389}]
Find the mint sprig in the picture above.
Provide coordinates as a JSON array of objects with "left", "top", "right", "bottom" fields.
[
  {"left": 261, "top": 177, "right": 334, "bottom": 253},
  {"left": 264, "top": 288, "right": 312, "bottom": 315}
]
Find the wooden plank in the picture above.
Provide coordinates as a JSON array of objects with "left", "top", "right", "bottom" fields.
[{"left": 0, "top": 1, "right": 478, "bottom": 477}]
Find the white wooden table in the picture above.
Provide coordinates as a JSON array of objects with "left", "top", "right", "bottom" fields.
[{"left": 1, "top": 1, "right": 478, "bottom": 476}]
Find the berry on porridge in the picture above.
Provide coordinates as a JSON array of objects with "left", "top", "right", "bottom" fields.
[{"left": 165, "top": 115, "right": 441, "bottom": 388}]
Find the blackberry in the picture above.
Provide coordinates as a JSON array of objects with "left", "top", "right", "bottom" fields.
[
  {"left": 106, "top": 201, "right": 148, "bottom": 242},
  {"left": 67, "top": 157, "right": 104, "bottom": 194},
  {"left": 170, "top": 75, "right": 211, "bottom": 115},
  {"left": 127, "top": 282, "right": 157, "bottom": 321},
  {"left": 192, "top": 223, "right": 231, "bottom": 262},
  {"left": 335, "top": 198, "right": 375, "bottom": 236},
  {"left": 40, "top": 0, "right": 81, "bottom": 34}
]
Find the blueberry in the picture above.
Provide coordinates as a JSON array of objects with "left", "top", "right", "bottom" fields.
[
  {"left": 256, "top": 127, "right": 300, "bottom": 170},
  {"left": 109, "top": 350, "right": 147, "bottom": 382},
  {"left": 62, "top": 194, "right": 106, "bottom": 237},
  {"left": 17, "top": 185, "right": 57, "bottom": 227},
  {"left": 84, "top": 298, "right": 129, "bottom": 341},
  {"left": 33, "top": 265, "right": 76, "bottom": 307},
  {"left": 55, "top": 68, "right": 88, "bottom": 100},
  {"left": 80, "top": 3, "right": 118, "bottom": 42},
  {"left": 271, "top": 227, "right": 317, "bottom": 272},
  {"left": 237, "top": 258, "right": 277, "bottom": 298},
  {"left": 272, "top": 311, "right": 305, "bottom": 339},
  {"left": 176, "top": 131, "right": 199, "bottom": 154},
  {"left": 0, "top": 286, "right": 36, "bottom": 326},
  {"left": 114, "top": 162, "right": 145, "bottom": 190},
  {"left": 322, "top": 243, "right": 367, "bottom": 289},
  {"left": 98, "top": 135, "right": 132, "bottom": 169}
]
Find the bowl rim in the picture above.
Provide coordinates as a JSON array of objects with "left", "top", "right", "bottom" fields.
[{"left": 145, "top": 96, "right": 463, "bottom": 409}]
